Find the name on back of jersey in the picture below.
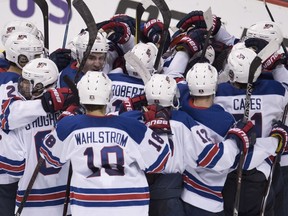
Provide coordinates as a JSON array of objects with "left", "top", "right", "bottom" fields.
[
  {"left": 233, "top": 97, "right": 262, "bottom": 111},
  {"left": 25, "top": 112, "right": 60, "bottom": 130},
  {"left": 75, "top": 130, "right": 128, "bottom": 147}
]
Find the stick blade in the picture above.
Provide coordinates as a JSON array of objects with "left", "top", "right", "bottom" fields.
[
  {"left": 203, "top": 7, "right": 213, "bottom": 30},
  {"left": 258, "top": 39, "right": 279, "bottom": 62}
]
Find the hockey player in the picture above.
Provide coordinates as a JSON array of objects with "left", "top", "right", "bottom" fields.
[
  {"left": 214, "top": 46, "right": 288, "bottom": 215},
  {"left": 0, "top": 31, "right": 44, "bottom": 216},
  {"left": 39, "top": 71, "right": 174, "bottom": 216},
  {"left": 58, "top": 30, "right": 110, "bottom": 87},
  {"left": 119, "top": 73, "right": 259, "bottom": 216},
  {"left": 0, "top": 58, "right": 70, "bottom": 215},
  {"left": 176, "top": 63, "right": 236, "bottom": 215},
  {"left": 108, "top": 42, "right": 162, "bottom": 113}
]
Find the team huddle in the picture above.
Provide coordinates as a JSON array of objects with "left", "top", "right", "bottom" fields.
[{"left": 0, "top": 3, "right": 288, "bottom": 216}]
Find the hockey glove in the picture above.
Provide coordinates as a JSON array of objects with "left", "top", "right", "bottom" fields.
[
  {"left": 269, "top": 120, "right": 288, "bottom": 154},
  {"left": 142, "top": 104, "right": 172, "bottom": 135},
  {"left": 101, "top": 21, "right": 131, "bottom": 44},
  {"left": 142, "top": 19, "right": 164, "bottom": 45},
  {"left": 169, "top": 33, "right": 201, "bottom": 58},
  {"left": 41, "top": 88, "right": 76, "bottom": 113},
  {"left": 119, "top": 95, "right": 148, "bottom": 114},
  {"left": 176, "top": 10, "right": 207, "bottom": 32},
  {"left": 57, "top": 104, "right": 84, "bottom": 122},
  {"left": 110, "top": 14, "right": 136, "bottom": 36},
  {"left": 177, "top": 11, "right": 221, "bottom": 35},
  {"left": 226, "top": 120, "right": 256, "bottom": 154},
  {"left": 49, "top": 48, "right": 72, "bottom": 72},
  {"left": 211, "top": 15, "right": 222, "bottom": 36},
  {"left": 262, "top": 53, "right": 284, "bottom": 71}
]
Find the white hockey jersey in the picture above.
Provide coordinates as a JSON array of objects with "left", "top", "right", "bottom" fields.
[
  {"left": 0, "top": 71, "right": 21, "bottom": 184},
  {"left": 107, "top": 73, "right": 145, "bottom": 113},
  {"left": 215, "top": 79, "right": 288, "bottom": 176},
  {"left": 0, "top": 110, "right": 69, "bottom": 216},
  {"left": 120, "top": 107, "right": 240, "bottom": 213},
  {"left": 40, "top": 114, "right": 172, "bottom": 216}
]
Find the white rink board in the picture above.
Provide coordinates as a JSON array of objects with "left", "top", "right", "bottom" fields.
[{"left": 0, "top": 0, "right": 287, "bottom": 52}]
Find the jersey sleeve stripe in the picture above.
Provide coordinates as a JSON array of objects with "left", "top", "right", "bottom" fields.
[
  {"left": 40, "top": 146, "right": 63, "bottom": 167},
  {"left": 197, "top": 142, "right": 224, "bottom": 168},
  {"left": 183, "top": 172, "right": 223, "bottom": 202}
]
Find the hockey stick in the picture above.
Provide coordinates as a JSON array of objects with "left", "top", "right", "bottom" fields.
[
  {"left": 62, "top": 0, "right": 72, "bottom": 48},
  {"left": 15, "top": 157, "right": 45, "bottom": 216},
  {"left": 135, "top": 0, "right": 152, "bottom": 44},
  {"left": 184, "top": 7, "right": 213, "bottom": 73},
  {"left": 233, "top": 39, "right": 279, "bottom": 216},
  {"left": 151, "top": 0, "right": 171, "bottom": 72},
  {"left": 259, "top": 104, "right": 288, "bottom": 216},
  {"left": 263, "top": 0, "right": 288, "bottom": 56},
  {"left": 33, "top": 0, "right": 49, "bottom": 50},
  {"left": 200, "top": 7, "right": 213, "bottom": 61},
  {"left": 72, "top": 0, "right": 98, "bottom": 83},
  {"left": 124, "top": 51, "right": 151, "bottom": 84}
]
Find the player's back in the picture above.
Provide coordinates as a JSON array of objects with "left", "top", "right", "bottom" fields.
[
  {"left": 42, "top": 114, "right": 171, "bottom": 216},
  {"left": 1, "top": 111, "right": 69, "bottom": 216},
  {"left": 215, "top": 79, "right": 288, "bottom": 176},
  {"left": 107, "top": 73, "right": 145, "bottom": 113},
  {"left": 215, "top": 79, "right": 288, "bottom": 137}
]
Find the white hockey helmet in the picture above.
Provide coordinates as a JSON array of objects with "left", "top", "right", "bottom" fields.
[
  {"left": 1, "top": 20, "right": 43, "bottom": 46},
  {"left": 145, "top": 74, "right": 177, "bottom": 107},
  {"left": 76, "top": 30, "right": 109, "bottom": 63},
  {"left": 5, "top": 32, "right": 44, "bottom": 69},
  {"left": 77, "top": 71, "right": 112, "bottom": 105},
  {"left": 126, "top": 42, "right": 163, "bottom": 79},
  {"left": 246, "top": 21, "right": 283, "bottom": 48},
  {"left": 186, "top": 63, "right": 218, "bottom": 96},
  {"left": 19, "top": 58, "right": 58, "bottom": 99},
  {"left": 225, "top": 46, "right": 261, "bottom": 83}
]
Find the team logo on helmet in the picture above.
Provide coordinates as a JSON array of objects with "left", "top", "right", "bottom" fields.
[
  {"left": 37, "top": 62, "right": 47, "bottom": 68},
  {"left": 6, "top": 26, "right": 15, "bottom": 34},
  {"left": 146, "top": 48, "right": 151, "bottom": 58},
  {"left": 26, "top": 23, "right": 33, "bottom": 28},
  {"left": 198, "top": 89, "right": 204, "bottom": 94},
  {"left": 236, "top": 53, "right": 245, "bottom": 60},
  {"left": 154, "top": 99, "right": 160, "bottom": 104},
  {"left": 263, "top": 24, "right": 273, "bottom": 29},
  {"left": 165, "top": 76, "right": 170, "bottom": 83},
  {"left": 17, "top": 34, "right": 27, "bottom": 40}
]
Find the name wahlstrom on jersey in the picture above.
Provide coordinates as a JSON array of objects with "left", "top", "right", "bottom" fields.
[
  {"left": 25, "top": 112, "right": 60, "bottom": 130},
  {"left": 75, "top": 131, "right": 129, "bottom": 147}
]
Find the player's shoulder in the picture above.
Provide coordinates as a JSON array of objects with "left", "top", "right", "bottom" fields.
[
  {"left": 171, "top": 110, "right": 198, "bottom": 129},
  {"left": 108, "top": 73, "right": 144, "bottom": 85},
  {"left": 253, "top": 79, "right": 287, "bottom": 96},
  {"left": 0, "top": 71, "right": 20, "bottom": 84}
]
